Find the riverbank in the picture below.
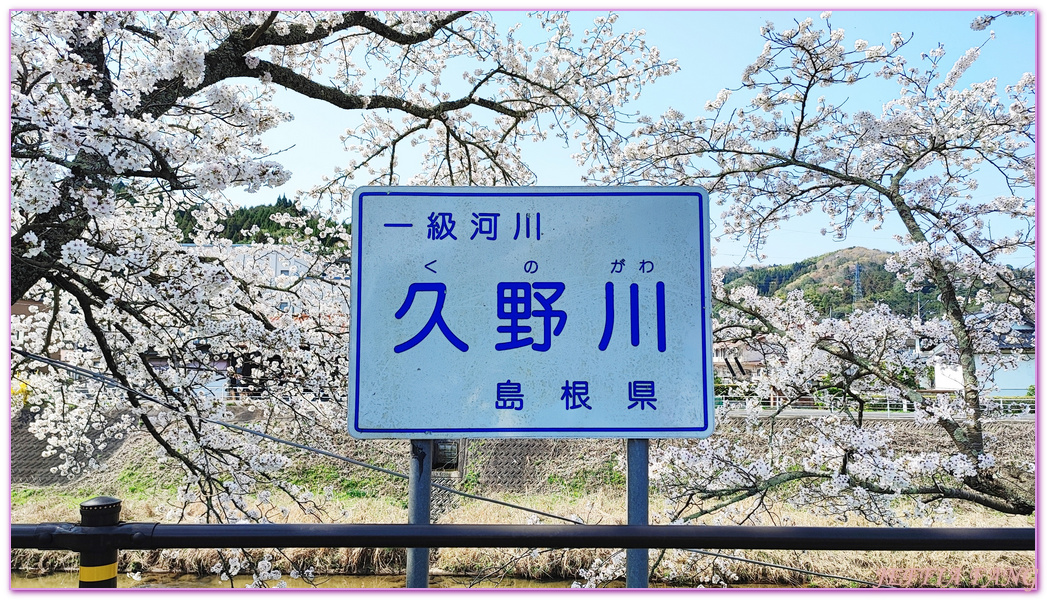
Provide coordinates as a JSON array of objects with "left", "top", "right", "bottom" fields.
[
  {"left": 11, "top": 428, "right": 1035, "bottom": 588},
  {"left": 11, "top": 572, "right": 584, "bottom": 589},
  {"left": 12, "top": 485, "right": 1034, "bottom": 588}
]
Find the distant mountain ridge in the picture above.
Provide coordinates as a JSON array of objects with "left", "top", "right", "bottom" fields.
[
  {"left": 722, "top": 246, "right": 1033, "bottom": 319},
  {"left": 721, "top": 246, "right": 937, "bottom": 318}
]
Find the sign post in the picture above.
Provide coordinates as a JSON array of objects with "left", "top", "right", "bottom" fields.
[
  {"left": 626, "top": 438, "right": 649, "bottom": 588},
  {"left": 406, "top": 439, "right": 432, "bottom": 588},
  {"left": 349, "top": 186, "right": 714, "bottom": 588}
]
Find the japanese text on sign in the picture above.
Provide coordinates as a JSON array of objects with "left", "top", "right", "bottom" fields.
[{"left": 349, "top": 187, "right": 713, "bottom": 439}]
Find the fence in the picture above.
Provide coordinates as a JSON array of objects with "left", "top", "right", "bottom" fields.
[
  {"left": 715, "top": 388, "right": 1036, "bottom": 417},
  {"left": 12, "top": 352, "right": 1035, "bottom": 589},
  {"left": 11, "top": 496, "right": 1035, "bottom": 589}
]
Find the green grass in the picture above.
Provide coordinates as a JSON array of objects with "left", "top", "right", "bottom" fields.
[
  {"left": 116, "top": 469, "right": 172, "bottom": 499},
  {"left": 547, "top": 459, "right": 625, "bottom": 498},
  {"left": 11, "top": 487, "right": 48, "bottom": 505},
  {"left": 11, "top": 485, "right": 89, "bottom": 514},
  {"left": 290, "top": 464, "right": 383, "bottom": 500}
]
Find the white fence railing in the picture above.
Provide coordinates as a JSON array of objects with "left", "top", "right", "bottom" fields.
[{"left": 715, "top": 388, "right": 1035, "bottom": 417}]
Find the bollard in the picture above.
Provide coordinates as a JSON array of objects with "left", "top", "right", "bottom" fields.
[{"left": 79, "top": 496, "right": 121, "bottom": 588}]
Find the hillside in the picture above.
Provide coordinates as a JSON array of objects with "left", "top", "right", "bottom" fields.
[
  {"left": 723, "top": 246, "right": 1033, "bottom": 319},
  {"left": 721, "top": 246, "right": 939, "bottom": 318},
  {"left": 176, "top": 195, "right": 350, "bottom": 247}
]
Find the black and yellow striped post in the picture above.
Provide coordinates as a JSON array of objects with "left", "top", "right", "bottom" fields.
[{"left": 79, "top": 496, "right": 121, "bottom": 588}]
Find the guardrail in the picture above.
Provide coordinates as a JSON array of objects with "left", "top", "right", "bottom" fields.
[{"left": 11, "top": 497, "right": 1035, "bottom": 588}]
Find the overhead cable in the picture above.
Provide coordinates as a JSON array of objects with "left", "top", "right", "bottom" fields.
[{"left": 12, "top": 349, "right": 582, "bottom": 525}]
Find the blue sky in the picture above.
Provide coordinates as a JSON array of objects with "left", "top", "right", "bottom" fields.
[{"left": 224, "top": 9, "right": 1036, "bottom": 268}]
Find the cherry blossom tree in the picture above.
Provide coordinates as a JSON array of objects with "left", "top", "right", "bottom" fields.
[
  {"left": 595, "top": 13, "right": 1034, "bottom": 520},
  {"left": 10, "top": 10, "right": 676, "bottom": 529}
]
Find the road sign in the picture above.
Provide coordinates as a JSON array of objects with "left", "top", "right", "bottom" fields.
[{"left": 348, "top": 187, "right": 713, "bottom": 439}]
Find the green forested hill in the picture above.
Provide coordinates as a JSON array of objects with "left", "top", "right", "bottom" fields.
[
  {"left": 722, "top": 246, "right": 1032, "bottom": 319},
  {"left": 176, "top": 196, "right": 349, "bottom": 247},
  {"left": 721, "top": 247, "right": 936, "bottom": 318}
]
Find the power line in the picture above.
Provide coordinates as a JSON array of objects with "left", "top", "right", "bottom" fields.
[
  {"left": 11, "top": 349, "right": 582, "bottom": 525},
  {"left": 12, "top": 349, "right": 894, "bottom": 588}
]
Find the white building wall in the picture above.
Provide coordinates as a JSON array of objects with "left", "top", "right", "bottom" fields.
[{"left": 935, "top": 354, "right": 1035, "bottom": 397}]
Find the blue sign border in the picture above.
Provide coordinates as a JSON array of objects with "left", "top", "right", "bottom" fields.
[{"left": 351, "top": 187, "right": 712, "bottom": 437}]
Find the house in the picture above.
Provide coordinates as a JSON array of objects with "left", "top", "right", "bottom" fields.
[
  {"left": 180, "top": 244, "right": 351, "bottom": 403},
  {"left": 711, "top": 339, "right": 766, "bottom": 380},
  {"left": 933, "top": 318, "right": 1035, "bottom": 397}
]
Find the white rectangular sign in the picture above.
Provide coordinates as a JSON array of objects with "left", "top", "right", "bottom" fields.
[{"left": 348, "top": 187, "right": 713, "bottom": 438}]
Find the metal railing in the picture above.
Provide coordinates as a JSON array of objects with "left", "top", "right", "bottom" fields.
[
  {"left": 715, "top": 390, "right": 1036, "bottom": 417},
  {"left": 11, "top": 496, "right": 1035, "bottom": 589}
]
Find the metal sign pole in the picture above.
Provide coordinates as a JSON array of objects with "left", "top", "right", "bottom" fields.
[
  {"left": 626, "top": 438, "right": 649, "bottom": 588},
  {"left": 406, "top": 439, "right": 433, "bottom": 588}
]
